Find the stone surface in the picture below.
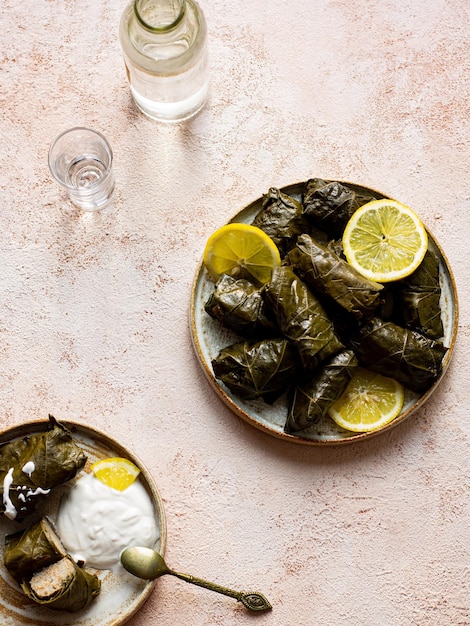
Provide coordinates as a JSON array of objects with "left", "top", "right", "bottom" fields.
[{"left": 0, "top": 0, "right": 469, "bottom": 624}]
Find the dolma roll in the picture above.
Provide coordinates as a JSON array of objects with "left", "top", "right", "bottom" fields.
[
  {"left": 397, "top": 249, "right": 444, "bottom": 339},
  {"left": 205, "top": 274, "right": 277, "bottom": 338},
  {"left": 302, "top": 179, "right": 377, "bottom": 238},
  {"left": 212, "top": 338, "right": 297, "bottom": 404},
  {"left": 252, "top": 187, "right": 310, "bottom": 257},
  {"left": 22, "top": 555, "right": 101, "bottom": 612},
  {"left": 264, "top": 266, "right": 343, "bottom": 370},
  {"left": 0, "top": 416, "right": 87, "bottom": 522},
  {"left": 285, "top": 350, "right": 358, "bottom": 434},
  {"left": 288, "top": 234, "right": 384, "bottom": 320},
  {"left": 5, "top": 516, "right": 101, "bottom": 613},
  {"left": 349, "top": 318, "right": 447, "bottom": 393},
  {"left": 4, "top": 517, "right": 66, "bottom": 583}
]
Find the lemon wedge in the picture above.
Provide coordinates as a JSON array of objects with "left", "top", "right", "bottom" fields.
[
  {"left": 328, "top": 367, "right": 404, "bottom": 432},
  {"left": 342, "top": 199, "right": 428, "bottom": 283},
  {"left": 91, "top": 457, "right": 141, "bottom": 491},
  {"left": 203, "top": 223, "right": 281, "bottom": 285}
]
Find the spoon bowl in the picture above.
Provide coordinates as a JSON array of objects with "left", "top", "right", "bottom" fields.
[{"left": 121, "top": 546, "right": 168, "bottom": 580}]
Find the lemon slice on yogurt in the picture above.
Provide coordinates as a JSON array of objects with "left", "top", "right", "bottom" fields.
[{"left": 91, "top": 457, "right": 140, "bottom": 491}]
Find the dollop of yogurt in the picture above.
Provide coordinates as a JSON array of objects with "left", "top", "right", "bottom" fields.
[
  {"left": 22, "top": 461, "right": 35, "bottom": 477},
  {"left": 56, "top": 472, "right": 160, "bottom": 571}
]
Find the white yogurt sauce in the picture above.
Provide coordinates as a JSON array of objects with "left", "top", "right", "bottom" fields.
[
  {"left": 2, "top": 461, "right": 50, "bottom": 520},
  {"left": 56, "top": 472, "right": 160, "bottom": 571},
  {"left": 22, "top": 461, "right": 35, "bottom": 477},
  {"left": 2, "top": 468, "right": 16, "bottom": 520}
]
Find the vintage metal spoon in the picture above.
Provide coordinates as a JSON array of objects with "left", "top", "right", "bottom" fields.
[{"left": 120, "top": 546, "right": 272, "bottom": 612}]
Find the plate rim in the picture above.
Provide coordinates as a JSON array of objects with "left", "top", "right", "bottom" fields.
[
  {"left": 0, "top": 417, "right": 167, "bottom": 625},
  {"left": 190, "top": 180, "right": 459, "bottom": 446}
]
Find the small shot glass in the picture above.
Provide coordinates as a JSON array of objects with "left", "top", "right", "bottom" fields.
[{"left": 48, "top": 127, "right": 115, "bottom": 210}]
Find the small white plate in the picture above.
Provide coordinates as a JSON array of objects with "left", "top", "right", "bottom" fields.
[
  {"left": 0, "top": 419, "right": 166, "bottom": 625},
  {"left": 190, "top": 181, "right": 458, "bottom": 445}
]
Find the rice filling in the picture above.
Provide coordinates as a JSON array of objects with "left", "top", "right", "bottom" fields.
[{"left": 29, "top": 558, "right": 75, "bottom": 599}]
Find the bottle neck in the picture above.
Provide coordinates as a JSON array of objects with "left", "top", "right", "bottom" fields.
[
  {"left": 134, "top": 0, "right": 186, "bottom": 33},
  {"left": 120, "top": 0, "right": 208, "bottom": 74}
]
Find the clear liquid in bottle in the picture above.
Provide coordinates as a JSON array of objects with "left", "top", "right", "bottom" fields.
[{"left": 119, "top": 0, "right": 209, "bottom": 122}]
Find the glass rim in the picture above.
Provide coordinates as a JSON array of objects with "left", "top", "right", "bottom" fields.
[
  {"left": 48, "top": 126, "right": 113, "bottom": 190},
  {"left": 134, "top": 0, "right": 186, "bottom": 33}
]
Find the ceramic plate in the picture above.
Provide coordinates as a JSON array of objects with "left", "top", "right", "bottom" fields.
[
  {"left": 190, "top": 181, "right": 458, "bottom": 445},
  {"left": 0, "top": 419, "right": 166, "bottom": 625}
]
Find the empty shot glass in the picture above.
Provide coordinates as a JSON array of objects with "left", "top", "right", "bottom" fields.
[{"left": 48, "top": 127, "right": 115, "bottom": 210}]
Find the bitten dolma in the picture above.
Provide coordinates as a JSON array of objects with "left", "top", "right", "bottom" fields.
[
  {"left": 263, "top": 266, "right": 343, "bottom": 370},
  {"left": 302, "top": 179, "right": 377, "bottom": 238},
  {"left": 5, "top": 517, "right": 101, "bottom": 613},
  {"left": 252, "top": 187, "right": 310, "bottom": 256},
  {"left": 22, "top": 556, "right": 101, "bottom": 613},
  {"left": 212, "top": 338, "right": 297, "bottom": 404},
  {"left": 288, "top": 234, "right": 384, "bottom": 320},
  {"left": 349, "top": 318, "right": 447, "bottom": 393},
  {"left": 0, "top": 416, "right": 86, "bottom": 522},
  {"left": 397, "top": 248, "right": 444, "bottom": 339},
  {"left": 285, "top": 350, "right": 358, "bottom": 434},
  {"left": 205, "top": 274, "right": 277, "bottom": 338}
]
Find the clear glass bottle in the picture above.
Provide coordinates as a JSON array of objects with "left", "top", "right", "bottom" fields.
[{"left": 119, "top": 0, "right": 209, "bottom": 122}]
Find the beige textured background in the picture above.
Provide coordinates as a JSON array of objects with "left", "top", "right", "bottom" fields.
[{"left": 1, "top": 0, "right": 469, "bottom": 624}]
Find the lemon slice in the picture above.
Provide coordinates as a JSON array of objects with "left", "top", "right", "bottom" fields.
[
  {"left": 91, "top": 457, "right": 141, "bottom": 491},
  {"left": 203, "top": 223, "right": 281, "bottom": 285},
  {"left": 328, "top": 368, "right": 404, "bottom": 432},
  {"left": 342, "top": 199, "right": 428, "bottom": 283}
]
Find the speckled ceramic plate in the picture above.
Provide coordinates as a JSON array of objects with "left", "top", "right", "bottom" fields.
[
  {"left": 190, "top": 181, "right": 458, "bottom": 445},
  {"left": 0, "top": 419, "right": 166, "bottom": 625}
]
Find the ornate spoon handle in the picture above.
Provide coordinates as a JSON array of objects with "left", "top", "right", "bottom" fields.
[{"left": 170, "top": 569, "right": 272, "bottom": 612}]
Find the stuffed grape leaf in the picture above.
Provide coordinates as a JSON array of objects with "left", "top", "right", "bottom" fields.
[
  {"left": 252, "top": 187, "right": 310, "bottom": 256},
  {"left": 21, "top": 555, "right": 101, "bottom": 612},
  {"left": 0, "top": 415, "right": 87, "bottom": 522},
  {"left": 263, "top": 266, "right": 343, "bottom": 370},
  {"left": 349, "top": 318, "right": 447, "bottom": 393},
  {"left": 285, "top": 350, "right": 358, "bottom": 434},
  {"left": 302, "top": 178, "right": 377, "bottom": 238},
  {"left": 5, "top": 516, "right": 101, "bottom": 612},
  {"left": 212, "top": 338, "right": 297, "bottom": 404},
  {"left": 288, "top": 234, "right": 384, "bottom": 320},
  {"left": 397, "top": 249, "right": 444, "bottom": 339},
  {"left": 205, "top": 274, "right": 277, "bottom": 338}
]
